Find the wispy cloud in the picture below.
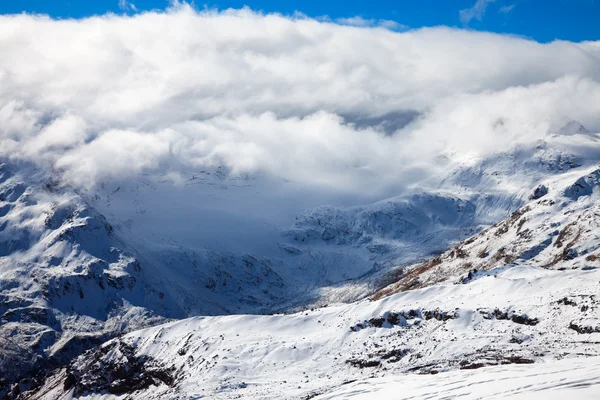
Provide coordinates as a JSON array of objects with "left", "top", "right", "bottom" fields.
[
  {"left": 333, "top": 16, "right": 408, "bottom": 31},
  {"left": 377, "top": 19, "right": 409, "bottom": 31},
  {"left": 499, "top": 4, "right": 516, "bottom": 14},
  {"left": 118, "top": 0, "right": 137, "bottom": 12},
  {"left": 460, "top": 0, "right": 497, "bottom": 24}
]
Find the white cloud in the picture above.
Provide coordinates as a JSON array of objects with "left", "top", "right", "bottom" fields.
[
  {"left": 460, "top": 0, "right": 497, "bottom": 24},
  {"left": 377, "top": 19, "right": 409, "bottom": 31},
  {"left": 118, "top": 0, "right": 137, "bottom": 12},
  {"left": 499, "top": 4, "right": 516, "bottom": 13},
  {"left": 335, "top": 16, "right": 408, "bottom": 31},
  {"left": 0, "top": 5, "right": 599, "bottom": 194},
  {"left": 335, "top": 16, "right": 376, "bottom": 27}
]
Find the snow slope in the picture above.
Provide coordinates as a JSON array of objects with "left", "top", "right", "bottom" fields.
[
  {"left": 25, "top": 263, "right": 600, "bottom": 399},
  {"left": 315, "top": 356, "right": 600, "bottom": 400}
]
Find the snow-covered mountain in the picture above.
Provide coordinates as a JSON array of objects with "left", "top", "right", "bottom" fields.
[
  {"left": 0, "top": 162, "right": 180, "bottom": 390},
  {"left": 3, "top": 124, "right": 600, "bottom": 398},
  {"left": 24, "top": 259, "right": 600, "bottom": 399},
  {"left": 3, "top": 7, "right": 600, "bottom": 398},
  {"left": 373, "top": 163, "right": 600, "bottom": 299}
]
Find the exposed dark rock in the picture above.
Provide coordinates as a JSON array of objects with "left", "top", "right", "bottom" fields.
[
  {"left": 345, "top": 359, "right": 381, "bottom": 369},
  {"left": 350, "top": 308, "right": 454, "bottom": 331},
  {"left": 368, "top": 317, "right": 386, "bottom": 328},
  {"left": 557, "top": 297, "right": 577, "bottom": 307},
  {"left": 511, "top": 314, "right": 539, "bottom": 326},
  {"left": 529, "top": 185, "right": 548, "bottom": 200},
  {"left": 423, "top": 309, "right": 457, "bottom": 322},
  {"left": 460, "top": 355, "right": 534, "bottom": 370},
  {"left": 479, "top": 308, "right": 538, "bottom": 326},
  {"left": 65, "top": 340, "right": 176, "bottom": 396},
  {"left": 377, "top": 348, "right": 409, "bottom": 363},
  {"left": 569, "top": 322, "right": 600, "bottom": 334}
]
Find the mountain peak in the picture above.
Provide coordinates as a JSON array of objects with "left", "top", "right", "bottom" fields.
[{"left": 551, "top": 120, "right": 591, "bottom": 137}]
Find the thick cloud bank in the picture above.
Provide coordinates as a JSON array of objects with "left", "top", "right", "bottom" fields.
[{"left": 1, "top": 4, "right": 600, "bottom": 193}]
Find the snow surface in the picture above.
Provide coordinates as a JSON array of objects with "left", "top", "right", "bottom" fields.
[
  {"left": 315, "top": 356, "right": 600, "bottom": 399},
  {"left": 27, "top": 263, "right": 600, "bottom": 399}
]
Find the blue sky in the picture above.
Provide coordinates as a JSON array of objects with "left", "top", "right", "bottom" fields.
[{"left": 0, "top": 0, "right": 598, "bottom": 43}]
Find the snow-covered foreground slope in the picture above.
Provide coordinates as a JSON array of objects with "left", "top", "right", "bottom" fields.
[
  {"left": 315, "top": 356, "right": 600, "bottom": 400},
  {"left": 25, "top": 264, "right": 600, "bottom": 399}
]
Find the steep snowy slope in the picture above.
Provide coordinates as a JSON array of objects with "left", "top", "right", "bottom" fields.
[
  {"left": 23, "top": 264, "right": 600, "bottom": 399},
  {"left": 294, "top": 129, "right": 600, "bottom": 300},
  {"left": 374, "top": 163, "right": 600, "bottom": 299},
  {"left": 0, "top": 162, "right": 184, "bottom": 390}
]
